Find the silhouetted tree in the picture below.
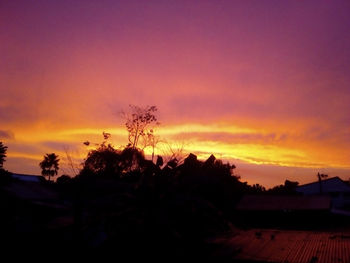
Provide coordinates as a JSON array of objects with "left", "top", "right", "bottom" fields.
[
  {"left": 144, "top": 129, "right": 161, "bottom": 162},
  {"left": 82, "top": 144, "right": 121, "bottom": 177},
  {"left": 284, "top": 179, "right": 299, "bottom": 189},
  {"left": 156, "top": 155, "right": 163, "bottom": 167},
  {"left": 63, "top": 146, "right": 81, "bottom": 177},
  {"left": 268, "top": 180, "right": 299, "bottom": 195},
  {"left": 0, "top": 142, "right": 7, "bottom": 169},
  {"left": 39, "top": 153, "right": 60, "bottom": 182},
  {"left": 250, "top": 184, "right": 266, "bottom": 193},
  {"left": 122, "top": 105, "right": 159, "bottom": 149},
  {"left": 161, "top": 140, "right": 186, "bottom": 165},
  {"left": 83, "top": 131, "right": 112, "bottom": 148},
  {"left": 173, "top": 153, "right": 241, "bottom": 218},
  {"left": 119, "top": 146, "right": 147, "bottom": 174},
  {"left": 56, "top": 174, "right": 72, "bottom": 184},
  {"left": 81, "top": 142, "right": 147, "bottom": 179}
]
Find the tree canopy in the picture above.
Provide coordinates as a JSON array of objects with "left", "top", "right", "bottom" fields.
[
  {"left": 122, "top": 105, "right": 159, "bottom": 149},
  {"left": 39, "top": 153, "right": 60, "bottom": 181},
  {"left": 0, "top": 142, "right": 7, "bottom": 169}
]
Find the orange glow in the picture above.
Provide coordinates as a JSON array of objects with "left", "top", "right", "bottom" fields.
[{"left": 4, "top": 122, "right": 350, "bottom": 177}]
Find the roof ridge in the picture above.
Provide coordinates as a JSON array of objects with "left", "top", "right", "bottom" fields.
[{"left": 298, "top": 176, "right": 343, "bottom": 187}]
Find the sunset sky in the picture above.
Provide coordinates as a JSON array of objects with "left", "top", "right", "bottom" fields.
[{"left": 1, "top": 0, "right": 350, "bottom": 187}]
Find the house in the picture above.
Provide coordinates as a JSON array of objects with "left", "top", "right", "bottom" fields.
[
  {"left": 236, "top": 195, "right": 331, "bottom": 212},
  {"left": 296, "top": 177, "right": 350, "bottom": 211},
  {"left": 11, "top": 173, "right": 45, "bottom": 183},
  {"left": 235, "top": 194, "right": 332, "bottom": 228},
  {"left": 296, "top": 176, "right": 350, "bottom": 195}
]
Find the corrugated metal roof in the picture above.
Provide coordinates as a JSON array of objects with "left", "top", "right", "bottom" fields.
[
  {"left": 216, "top": 229, "right": 350, "bottom": 263},
  {"left": 236, "top": 195, "right": 331, "bottom": 211}
]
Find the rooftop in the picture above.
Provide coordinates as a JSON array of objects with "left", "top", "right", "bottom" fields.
[
  {"left": 236, "top": 195, "right": 331, "bottom": 211},
  {"left": 215, "top": 229, "right": 350, "bottom": 263}
]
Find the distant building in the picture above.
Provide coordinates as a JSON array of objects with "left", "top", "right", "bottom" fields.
[
  {"left": 11, "top": 173, "right": 44, "bottom": 183},
  {"left": 235, "top": 195, "right": 332, "bottom": 228},
  {"left": 236, "top": 195, "right": 331, "bottom": 212},
  {"left": 5, "top": 173, "right": 67, "bottom": 209},
  {"left": 297, "top": 177, "right": 350, "bottom": 213},
  {"left": 296, "top": 176, "right": 350, "bottom": 195}
]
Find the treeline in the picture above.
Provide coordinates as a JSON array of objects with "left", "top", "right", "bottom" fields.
[
  {"left": 48, "top": 134, "right": 299, "bottom": 257},
  {"left": 56, "top": 141, "right": 243, "bottom": 254},
  {"left": 0, "top": 137, "right": 300, "bottom": 258},
  {"left": 0, "top": 105, "right": 301, "bottom": 258}
]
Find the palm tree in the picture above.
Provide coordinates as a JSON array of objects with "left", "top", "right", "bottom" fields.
[
  {"left": 39, "top": 153, "right": 60, "bottom": 182},
  {"left": 0, "top": 142, "right": 7, "bottom": 169}
]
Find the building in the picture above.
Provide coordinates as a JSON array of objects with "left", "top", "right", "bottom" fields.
[
  {"left": 235, "top": 195, "right": 332, "bottom": 228},
  {"left": 236, "top": 195, "right": 331, "bottom": 212},
  {"left": 296, "top": 176, "right": 350, "bottom": 195},
  {"left": 11, "top": 173, "right": 45, "bottom": 183},
  {"left": 296, "top": 177, "right": 350, "bottom": 213}
]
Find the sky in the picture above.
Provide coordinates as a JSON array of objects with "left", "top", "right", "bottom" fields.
[{"left": 1, "top": 0, "right": 350, "bottom": 187}]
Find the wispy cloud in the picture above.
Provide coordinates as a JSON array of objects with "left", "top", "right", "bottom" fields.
[{"left": 0, "top": 130, "right": 14, "bottom": 140}]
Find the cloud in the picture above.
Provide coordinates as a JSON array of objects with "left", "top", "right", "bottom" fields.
[
  {"left": 235, "top": 160, "right": 350, "bottom": 188},
  {"left": 244, "top": 156, "right": 325, "bottom": 168},
  {"left": 169, "top": 131, "right": 286, "bottom": 145},
  {"left": 40, "top": 141, "right": 81, "bottom": 152},
  {"left": 0, "top": 130, "right": 14, "bottom": 140}
]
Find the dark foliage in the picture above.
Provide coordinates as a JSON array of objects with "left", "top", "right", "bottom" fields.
[
  {"left": 0, "top": 141, "right": 7, "bottom": 169},
  {"left": 267, "top": 180, "right": 299, "bottom": 195},
  {"left": 122, "top": 105, "right": 159, "bottom": 149},
  {"left": 2, "top": 134, "right": 309, "bottom": 259},
  {"left": 80, "top": 145, "right": 149, "bottom": 180},
  {"left": 82, "top": 144, "right": 122, "bottom": 178},
  {"left": 56, "top": 174, "right": 72, "bottom": 185},
  {"left": 44, "top": 146, "right": 247, "bottom": 258},
  {"left": 0, "top": 169, "right": 12, "bottom": 185},
  {"left": 39, "top": 153, "right": 60, "bottom": 182}
]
